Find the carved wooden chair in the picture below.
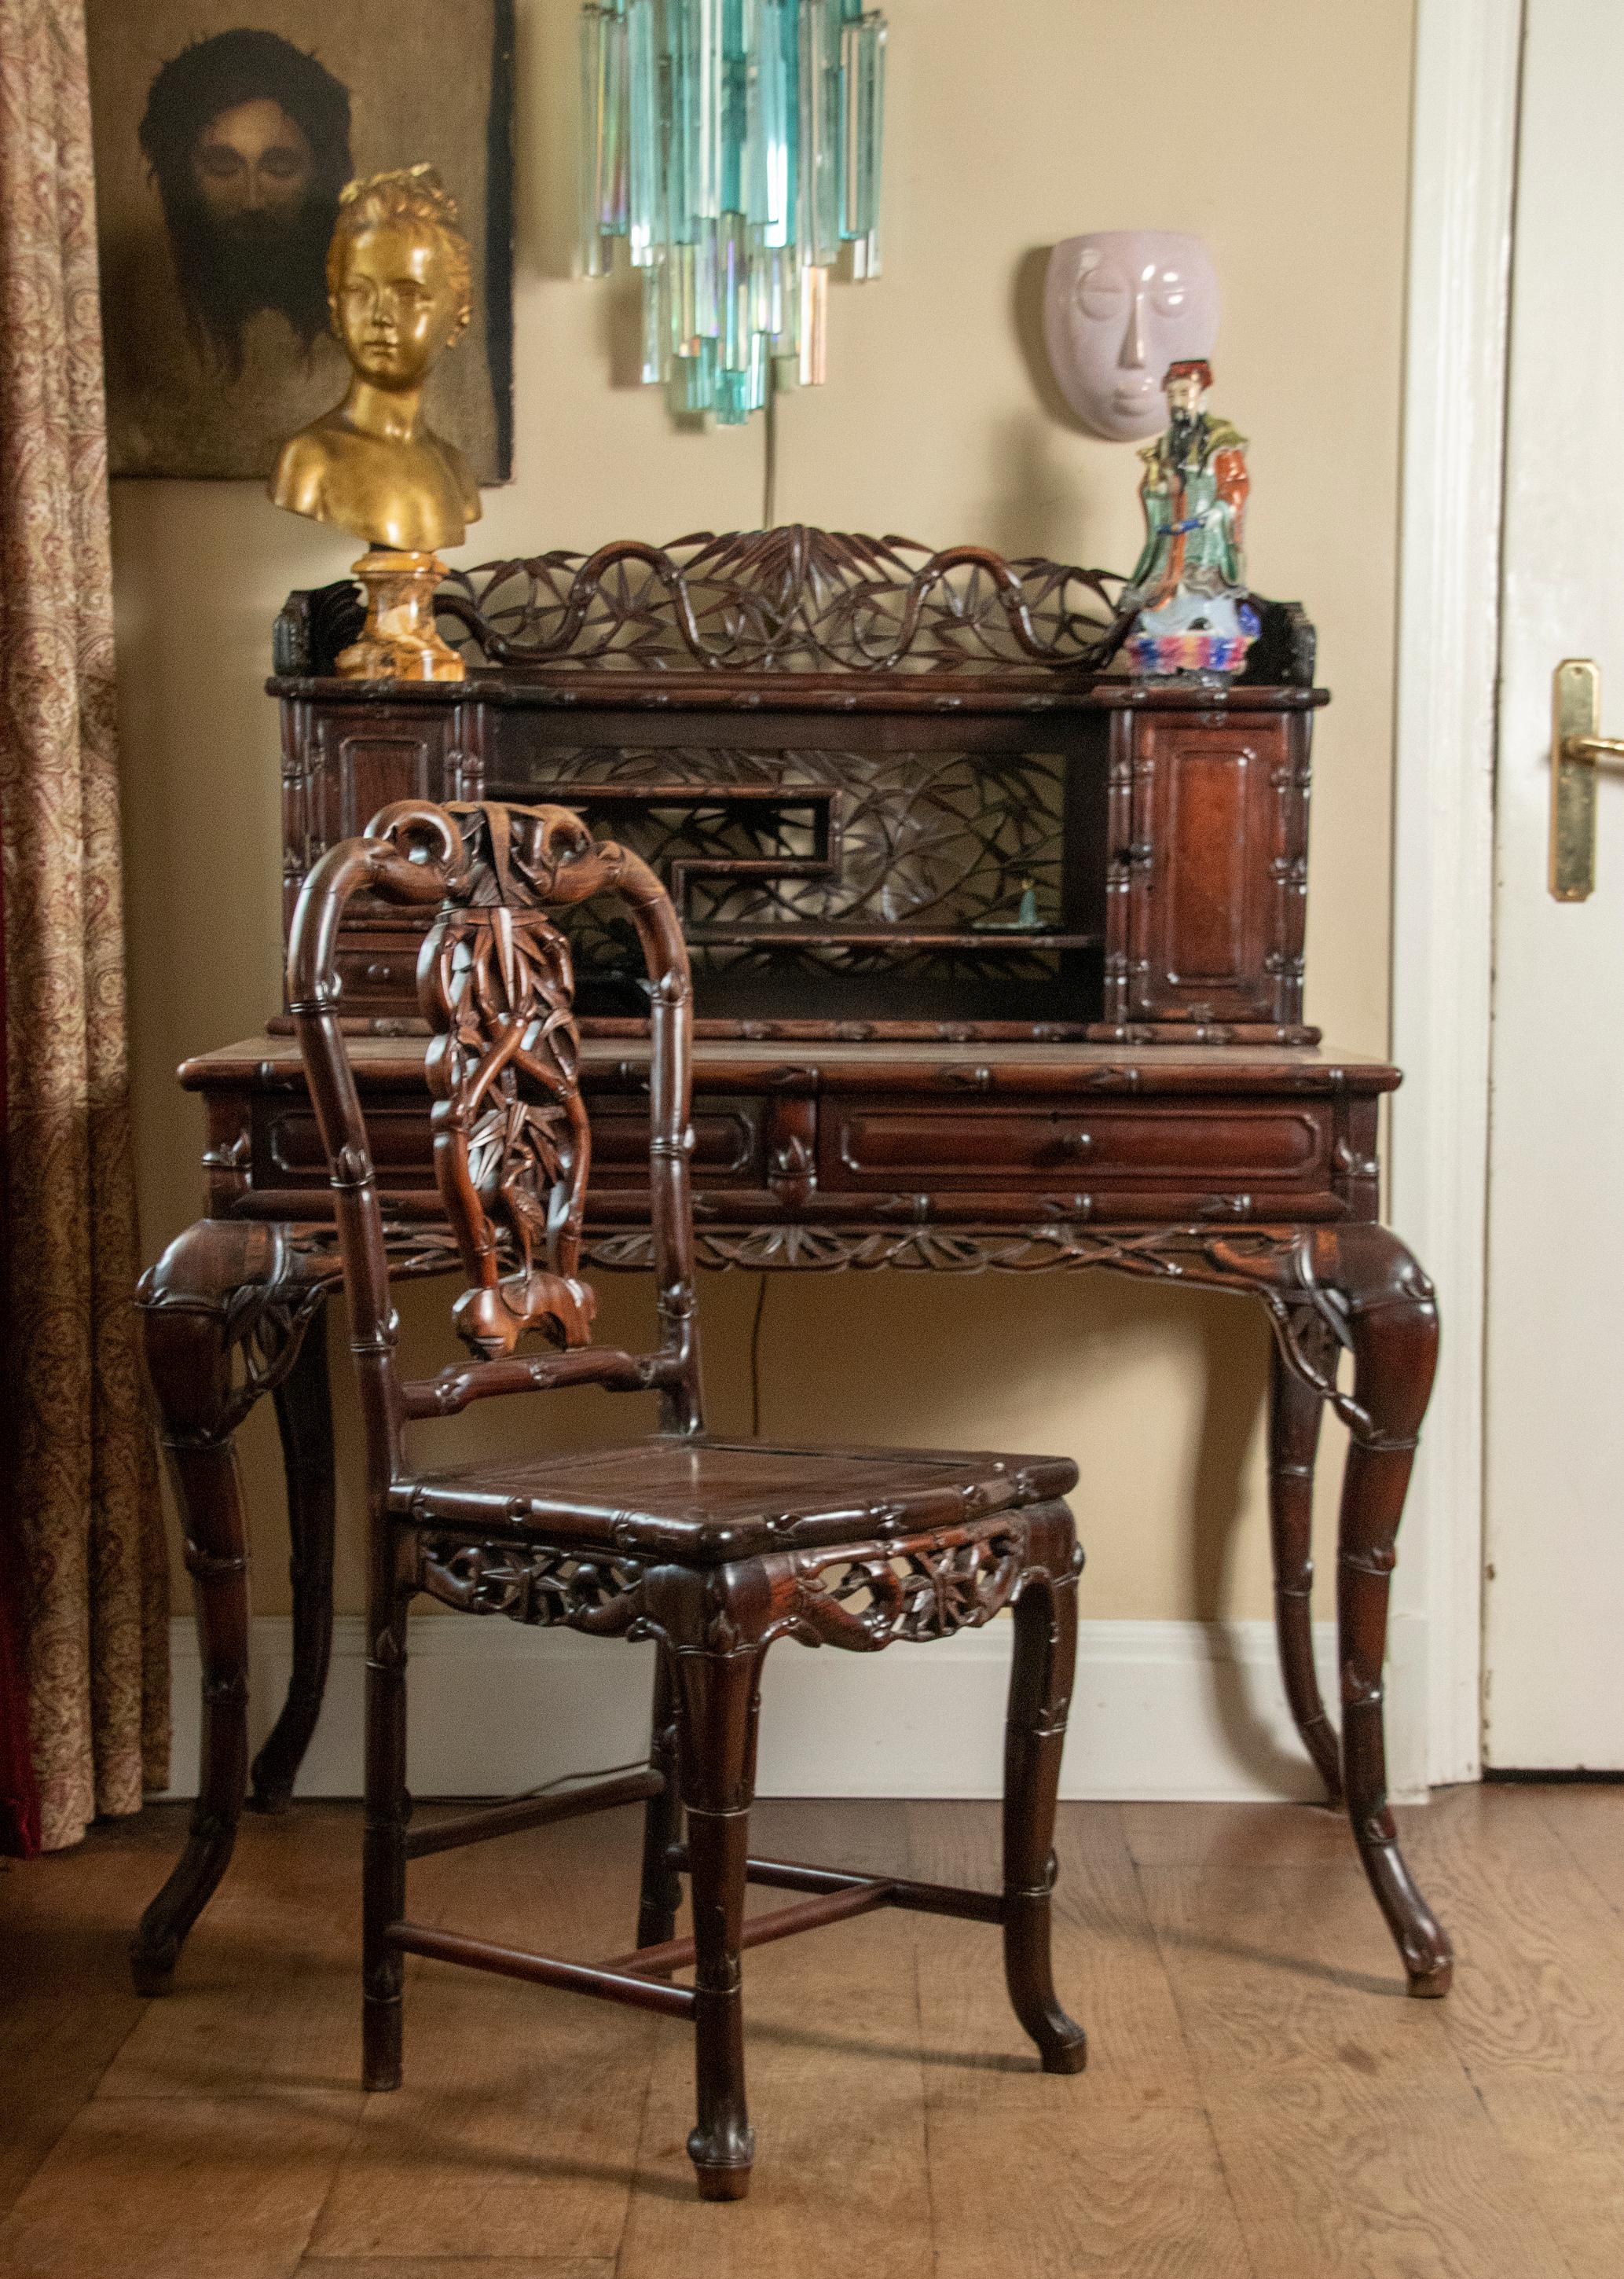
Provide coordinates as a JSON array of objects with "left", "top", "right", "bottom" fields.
[{"left": 288, "top": 796, "right": 1087, "bottom": 2202}]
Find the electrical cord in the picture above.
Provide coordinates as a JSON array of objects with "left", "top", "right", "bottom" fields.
[
  {"left": 750, "top": 1272, "right": 768, "bottom": 1435},
  {"left": 762, "top": 365, "right": 779, "bottom": 529}
]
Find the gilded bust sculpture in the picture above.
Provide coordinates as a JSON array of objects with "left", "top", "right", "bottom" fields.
[
  {"left": 271, "top": 163, "right": 480, "bottom": 550},
  {"left": 270, "top": 165, "right": 480, "bottom": 677}
]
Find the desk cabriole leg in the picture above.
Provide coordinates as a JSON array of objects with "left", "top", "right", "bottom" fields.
[
  {"left": 130, "top": 1436, "right": 249, "bottom": 1997},
  {"left": 130, "top": 1220, "right": 329, "bottom": 1995},
  {"left": 1267, "top": 1327, "right": 1343, "bottom": 1802},
  {"left": 1073, "top": 1220, "right": 1451, "bottom": 1995},
  {"left": 1329, "top": 1224, "right": 1452, "bottom": 1998},
  {"left": 251, "top": 1302, "right": 337, "bottom": 1813},
  {"left": 130, "top": 1233, "right": 256, "bottom": 1993}
]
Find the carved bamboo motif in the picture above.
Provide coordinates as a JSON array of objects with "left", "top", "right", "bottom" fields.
[{"left": 286, "top": 797, "right": 705, "bottom": 1452}]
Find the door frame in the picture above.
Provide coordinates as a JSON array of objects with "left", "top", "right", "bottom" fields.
[{"left": 1389, "top": 0, "right": 1523, "bottom": 1789}]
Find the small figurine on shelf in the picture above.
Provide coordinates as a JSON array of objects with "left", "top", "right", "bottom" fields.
[
  {"left": 972, "top": 876, "right": 1043, "bottom": 934},
  {"left": 269, "top": 166, "right": 481, "bottom": 682},
  {"left": 1122, "top": 359, "right": 1257, "bottom": 682}
]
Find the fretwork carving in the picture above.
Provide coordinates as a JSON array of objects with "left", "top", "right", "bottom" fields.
[
  {"left": 508, "top": 742, "right": 1075, "bottom": 994},
  {"left": 581, "top": 1220, "right": 1400, "bottom": 1445},
  {"left": 437, "top": 527, "right": 1128, "bottom": 677},
  {"left": 783, "top": 1524, "right": 1025, "bottom": 1651},
  {"left": 418, "top": 1536, "right": 645, "bottom": 1634},
  {"left": 136, "top": 1220, "right": 332, "bottom": 1444}
]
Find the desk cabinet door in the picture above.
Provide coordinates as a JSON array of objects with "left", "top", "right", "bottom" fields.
[
  {"left": 281, "top": 699, "right": 479, "bottom": 1014},
  {"left": 282, "top": 699, "right": 472, "bottom": 938},
  {"left": 1114, "top": 711, "right": 1309, "bottom": 1027}
]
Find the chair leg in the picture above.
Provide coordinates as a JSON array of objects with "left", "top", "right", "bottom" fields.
[
  {"left": 363, "top": 1545, "right": 412, "bottom": 2094},
  {"left": 1002, "top": 1512, "right": 1087, "bottom": 2075},
  {"left": 636, "top": 1646, "right": 684, "bottom": 1950},
  {"left": 673, "top": 1638, "right": 763, "bottom": 2202}
]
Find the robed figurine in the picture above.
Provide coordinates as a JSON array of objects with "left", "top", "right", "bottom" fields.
[
  {"left": 269, "top": 165, "right": 481, "bottom": 681},
  {"left": 1123, "top": 358, "right": 1256, "bottom": 679}
]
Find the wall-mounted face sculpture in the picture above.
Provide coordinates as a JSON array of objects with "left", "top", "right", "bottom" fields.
[{"left": 1043, "top": 230, "right": 1219, "bottom": 442}]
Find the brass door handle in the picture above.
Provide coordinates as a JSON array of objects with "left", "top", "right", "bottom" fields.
[{"left": 1550, "top": 659, "right": 1624, "bottom": 900}]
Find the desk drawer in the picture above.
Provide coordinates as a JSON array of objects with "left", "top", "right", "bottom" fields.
[
  {"left": 256, "top": 1102, "right": 437, "bottom": 1189},
  {"left": 820, "top": 1100, "right": 1334, "bottom": 1192},
  {"left": 327, "top": 927, "right": 429, "bottom": 1021},
  {"left": 586, "top": 1098, "right": 767, "bottom": 1188},
  {"left": 252, "top": 1094, "right": 767, "bottom": 1194}
]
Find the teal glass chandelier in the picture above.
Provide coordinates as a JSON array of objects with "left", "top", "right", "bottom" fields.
[{"left": 580, "top": 0, "right": 888, "bottom": 424}]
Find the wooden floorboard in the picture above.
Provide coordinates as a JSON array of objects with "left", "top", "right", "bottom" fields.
[
  {"left": 905, "top": 1800, "right": 1200, "bottom": 2108},
  {"left": 306, "top": 1812, "right": 658, "bottom": 2266},
  {"left": 1412, "top": 1785, "right": 1624, "bottom": 2079},
  {"left": 295, "top": 2265, "right": 614, "bottom": 2277},
  {"left": 0, "top": 1814, "right": 163, "bottom": 2217},
  {"left": 1203, "top": 2073, "right": 1573, "bottom": 2279},
  {"left": 1529, "top": 1782, "right": 1624, "bottom": 1923},
  {"left": 4, "top": 1789, "right": 1624, "bottom": 2277},
  {"left": 97, "top": 1805, "right": 362, "bottom": 2103},
  {"left": 0, "top": 2089, "right": 364, "bottom": 2279},
  {"left": 618, "top": 1800, "right": 934, "bottom": 2279}
]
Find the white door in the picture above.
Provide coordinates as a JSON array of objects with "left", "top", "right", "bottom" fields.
[{"left": 1484, "top": 0, "right": 1624, "bottom": 1765}]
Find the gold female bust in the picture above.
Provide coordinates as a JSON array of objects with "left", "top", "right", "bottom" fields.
[{"left": 269, "top": 164, "right": 481, "bottom": 553}]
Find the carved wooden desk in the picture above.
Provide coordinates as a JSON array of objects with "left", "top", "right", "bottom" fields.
[{"left": 131, "top": 533, "right": 1450, "bottom": 2001}]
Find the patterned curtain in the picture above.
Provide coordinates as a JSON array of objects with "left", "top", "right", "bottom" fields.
[
  {"left": 0, "top": 0, "right": 167, "bottom": 1851},
  {"left": 1, "top": 815, "right": 42, "bottom": 1857}
]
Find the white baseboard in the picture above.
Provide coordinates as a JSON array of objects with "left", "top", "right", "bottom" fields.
[{"left": 161, "top": 1611, "right": 1394, "bottom": 1806}]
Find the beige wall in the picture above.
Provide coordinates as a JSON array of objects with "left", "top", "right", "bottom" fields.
[{"left": 115, "top": 0, "right": 1416, "bottom": 1627}]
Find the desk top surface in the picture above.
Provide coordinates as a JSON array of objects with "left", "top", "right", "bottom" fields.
[{"left": 181, "top": 1032, "right": 1400, "bottom": 1099}]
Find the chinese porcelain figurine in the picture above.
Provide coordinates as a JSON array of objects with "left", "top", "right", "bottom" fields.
[
  {"left": 1043, "top": 230, "right": 1219, "bottom": 442},
  {"left": 269, "top": 164, "right": 480, "bottom": 681},
  {"left": 1123, "top": 359, "right": 1257, "bottom": 680}
]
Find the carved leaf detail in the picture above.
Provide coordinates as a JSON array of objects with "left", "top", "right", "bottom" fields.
[
  {"left": 419, "top": 1537, "right": 643, "bottom": 1634},
  {"left": 423, "top": 850, "right": 596, "bottom": 1358},
  {"left": 789, "top": 1529, "right": 1025, "bottom": 1651}
]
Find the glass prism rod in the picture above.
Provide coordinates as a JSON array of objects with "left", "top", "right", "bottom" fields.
[{"left": 580, "top": 0, "right": 887, "bottom": 424}]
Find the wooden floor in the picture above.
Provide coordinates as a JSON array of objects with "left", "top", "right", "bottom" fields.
[{"left": 3, "top": 1785, "right": 1623, "bottom": 2277}]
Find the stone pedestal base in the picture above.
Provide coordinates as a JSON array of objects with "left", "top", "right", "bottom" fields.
[{"left": 336, "top": 550, "right": 464, "bottom": 681}]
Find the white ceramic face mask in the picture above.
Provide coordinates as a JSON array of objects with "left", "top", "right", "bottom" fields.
[{"left": 1043, "top": 231, "right": 1219, "bottom": 442}]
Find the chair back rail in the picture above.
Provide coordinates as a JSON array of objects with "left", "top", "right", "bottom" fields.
[{"left": 287, "top": 798, "right": 702, "bottom": 1492}]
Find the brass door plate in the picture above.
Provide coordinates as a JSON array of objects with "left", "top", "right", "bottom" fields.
[{"left": 1552, "top": 658, "right": 1603, "bottom": 901}]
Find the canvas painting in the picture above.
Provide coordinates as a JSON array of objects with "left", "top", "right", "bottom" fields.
[{"left": 86, "top": 0, "right": 514, "bottom": 481}]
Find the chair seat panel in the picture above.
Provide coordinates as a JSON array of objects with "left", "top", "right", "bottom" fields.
[{"left": 392, "top": 1433, "right": 1078, "bottom": 1563}]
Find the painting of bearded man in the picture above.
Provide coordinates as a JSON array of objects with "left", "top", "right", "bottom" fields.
[
  {"left": 138, "top": 29, "right": 352, "bottom": 381},
  {"left": 88, "top": 4, "right": 513, "bottom": 482}
]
